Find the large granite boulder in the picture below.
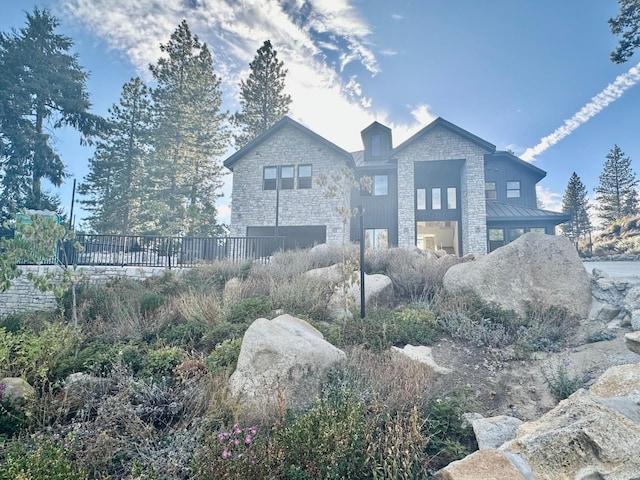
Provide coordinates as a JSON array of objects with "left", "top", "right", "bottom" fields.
[
  {"left": 327, "top": 271, "right": 394, "bottom": 320},
  {"left": 432, "top": 449, "right": 529, "bottom": 480},
  {"left": 443, "top": 233, "right": 591, "bottom": 318},
  {"left": 229, "top": 314, "right": 346, "bottom": 419},
  {"left": 589, "top": 272, "right": 640, "bottom": 328},
  {"left": 508, "top": 389, "right": 640, "bottom": 479}
]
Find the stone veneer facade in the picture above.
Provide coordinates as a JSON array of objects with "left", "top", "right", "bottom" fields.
[
  {"left": 0, "top": 266, "right": 188, "bottom": 317},
  {"left": 395, "top": 125, "right": 489, "bottom": 255},
  {"left": 229, "top": 123, "right": 352, "bottom": 244}
]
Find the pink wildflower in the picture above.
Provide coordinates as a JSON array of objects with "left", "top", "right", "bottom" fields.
[
  {"left": 245, "top": 435, "right": 252, "bottom": 444},
  {"left": 249, "top": 427, "right": 257, "bottom": 436},
  {"left": 222, "top": 449, "right": 231, "bottom": 459},
  {"left": 233, "top": 423, "right": 242, "bottom": 434}
]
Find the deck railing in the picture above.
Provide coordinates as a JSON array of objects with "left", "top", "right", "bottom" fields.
[{"left": 36, "top": 234, "right": 286, "bottom": 268}]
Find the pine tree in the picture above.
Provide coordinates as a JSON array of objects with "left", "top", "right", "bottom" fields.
[
  {"left": 0, "top": 8, "right": 105, "bottom": 222},
  {"left": 149, "top": 21, "right": 230, "bottom": 236},
  {"left": 78, "top": 78, "right": 154, "bottom": 234},
  {"left": 232, "top": 40, "right": 292, "bottom": 148},
  {"left": 609, "top": 0, "right": 640, "bottom": 63},
  {"left": 595, "top": 145, "right": 639, "bottom": 227},
  {"left": 561, "top": 172, "right": 592, "bottom": 250}
]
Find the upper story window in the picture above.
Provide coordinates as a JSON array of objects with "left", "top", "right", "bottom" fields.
[
  {"left": 371, "top": 135, "right": 381, "bottom": 157},
  {"left": 263, "top": 167, "right": 277, "bottom": 190},
  {"left": 507, "top": 181, "right": 520, "bottom": 198},
  {"left": 447, "top": 187, "right": 457, "bottom": 209},
  {"left": 485, "top": 182, "right": 497, "bottom": 200},
  {"left": 263, "top": 165, "right": 297, "bottom": 190},
  {"left": 371, "top": 175, "right": 388, "bottom": 196},
  {"left": 298, "top": 165, "right": 312, "bottom": 189},
  {"left": 416, "top": 188, "right": 426, "bottom": 210},
  {"left": 432, "top": 188, "right": 441, "bottom": 210},
  {"left": 280, "top": 165, "right": 294, "bottom": 189}
]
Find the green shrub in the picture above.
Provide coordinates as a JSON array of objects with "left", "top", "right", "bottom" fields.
[
  {"left": 585, "top": 329, "right": 616, "bottom": 343},
  {"left": 274, "top": 389, "right": 369, "bottom": 479},
  {"left": 0, "top": 322, "right": 79, "bottom": 387},
  {"left": 433, "top": 293, "right": 577, "bottom": 352},
  {"left": 0, "top": 392, "right": 27, "bottom": 439},
  {"left": 423, "top": 389, "right": 477, "bottom": 470},
  {"left": 157, "top": 317, "right": 208, "bottom": 348},
  {"left": 0, "top": 434, "right": 87, "bottom": 480},
  {"left": 541, "top": 359, "right": 591, "bottom": 401},
  {"left": 206, "top": 338, "right": 242, "bottom": 373},
  {"left": 141, "top": 346, "right": 184, "bottom": 378},
  {"left": 225, "top": 296, "right": 273, "bottom": 324},
  {"left": 332, "top": 308, "right": 437, "bottom": 352}
]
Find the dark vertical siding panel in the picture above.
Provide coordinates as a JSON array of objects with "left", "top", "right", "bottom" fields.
[{"left": 484, "top": 157, "right": 539, "bottom": 208}]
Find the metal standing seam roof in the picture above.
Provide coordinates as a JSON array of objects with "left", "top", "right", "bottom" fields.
[{"left": 486, "top": 202, "right": 571, "bottom": 222}]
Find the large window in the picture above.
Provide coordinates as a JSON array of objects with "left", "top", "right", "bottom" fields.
[
  {"left": 431, "top": 188, "right": 441, "bottom": 210},
  {"left": 485, "top": 182, "right": 497, "bottom": 200},
  {"left": 447, "top": 187, "right": 457, "bottom": 209},
  {"left": 372, "top": 175, "right": 388, "bottom": 196},
  {"left": 365, "top": 228, "right": 388, "bottom": 249},
  {"left": 263, "top": 167, "right": 277, "bottom": 190},
  {"left": 416, "top": 188, "right": 426, "bottom": 210},
  {"left": 298, "top": 164, "right": 312, "bottom": 189},
  {"left": 489, "top": 229, "right": 504, "bottom": 241},
  {"left": 507, "top": 181, "right": 520, "bottom": 198}
]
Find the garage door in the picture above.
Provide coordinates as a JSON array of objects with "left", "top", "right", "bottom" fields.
[{"left": 247, "top": 225, "right": 327, "bottom": 251}]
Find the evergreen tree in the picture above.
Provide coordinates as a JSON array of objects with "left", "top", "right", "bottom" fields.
[
  {"left": 232, "top": 40, "right": 292, "bottom": 148},
  {"left": 609, "top": 0, "right": 640, "bottom": 63},
  {"left": 149, "top": 21, "right": 229, "bottom": 236},
  {"left": 0, "top": 8, "right": 105, "bottom": 222},
  {"left": 595, "top": 144, "right": 639, "bottom": 227},
  {"left": 561, "top": 172, "right": 592, "bottom": 250},
  {"left": 78, "top": 78, "right": 154, "bottom": 234}
]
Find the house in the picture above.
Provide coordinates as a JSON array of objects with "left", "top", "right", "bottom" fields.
[{"left": 223, "top": 116, "right": 569, "bottom": 256}]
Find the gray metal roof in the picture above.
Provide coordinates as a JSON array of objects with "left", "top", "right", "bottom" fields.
[{"left": 486, "top": 202, "right": 570, "bottom": 222}]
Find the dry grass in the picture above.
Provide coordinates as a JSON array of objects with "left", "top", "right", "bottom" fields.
[{"left": 342, "top": 346, "right": 437, "bottom": 413}]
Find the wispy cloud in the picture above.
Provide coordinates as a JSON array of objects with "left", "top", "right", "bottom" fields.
[
  {"left": 521, "top": 61, "right": 640, "bottom": 162},
  {"left": 536, "top": 185, "right": 562, "bottom": 212},
  {"left": 391, "top": 13, "right": 404, "bottom": 21},
  {"left": 59, "top": 0, "right": 399, "bottom": 150}
]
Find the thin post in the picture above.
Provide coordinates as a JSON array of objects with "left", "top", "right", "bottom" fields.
[
  {"left": 359, "top": 205, "right": 365, "bottom": 319},
  {"left": 68, "top": 178, "right": 76, "bottom": 230}
]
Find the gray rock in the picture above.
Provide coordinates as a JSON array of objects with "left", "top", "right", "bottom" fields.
[
  {"left": 443, "top": 233, "right": 591, "bottom": 318},
  {"left": 390, "top": 344, "right": 451, "bottom": 376},
  {"left": 0, "top": 377, "right": 35, "bottom": 402},
  {"left": 624, "top": 331, "right": 640, "bottom": 355},
  {"left": 472, "top": 415, "right": 524, "bottom": 449}
]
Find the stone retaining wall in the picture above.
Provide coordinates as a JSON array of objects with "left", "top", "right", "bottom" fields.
[{"left": 0, "top": 266, "right": 188, "bottom": 317}]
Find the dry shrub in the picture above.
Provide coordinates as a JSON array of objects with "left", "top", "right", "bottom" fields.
[
  {"left": 171, "top": 290, "right": 224, "bottom": 325},
  {"left": 269, "top": 274, "right": 332, "bottom": 321},
  {"left": 308, "top": 242, "right": 358, "bottom": 268},
  {"left": 343, "top": 347, "right": 436, "bottom": 412},
  {"left": 64, "top": 360, "right": 230, "bottom": 479}
]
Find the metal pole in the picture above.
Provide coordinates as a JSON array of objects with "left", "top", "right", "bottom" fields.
[
  {"left": 275, "top": 168, "right": 280, "bottom": 238},
  {"left": 68, "top": 178, "right": 76, "bottom": 230},
  {"left": 359, "top": 205, "right": 365, "bottom": 319}
]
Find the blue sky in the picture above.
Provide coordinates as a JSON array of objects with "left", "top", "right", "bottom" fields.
[{"left": 2, "top": 0, "right": 639, "bottom": 229}]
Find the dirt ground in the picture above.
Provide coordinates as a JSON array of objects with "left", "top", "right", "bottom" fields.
[{"left": 429, "top": 324, "right": 640, "bottom": 421}]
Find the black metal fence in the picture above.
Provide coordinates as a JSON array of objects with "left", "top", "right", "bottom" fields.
[{"left": 47, "top": 234, "right": 285, "bottom": 268}]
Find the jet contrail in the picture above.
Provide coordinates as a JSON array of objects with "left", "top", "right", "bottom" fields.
[{"left": 521, "top": 61, "right": 640, "bottom": 162}]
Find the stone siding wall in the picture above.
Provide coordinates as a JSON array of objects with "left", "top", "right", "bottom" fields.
[
  {"left": 0, "top": 266, "right": 188, "bottom": 317},
  {"left": 229, "top": 124, "right": 352, "bottom": 244},
  {"left": 395, "top": 125, "right": 489, "bottom": 255}
]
